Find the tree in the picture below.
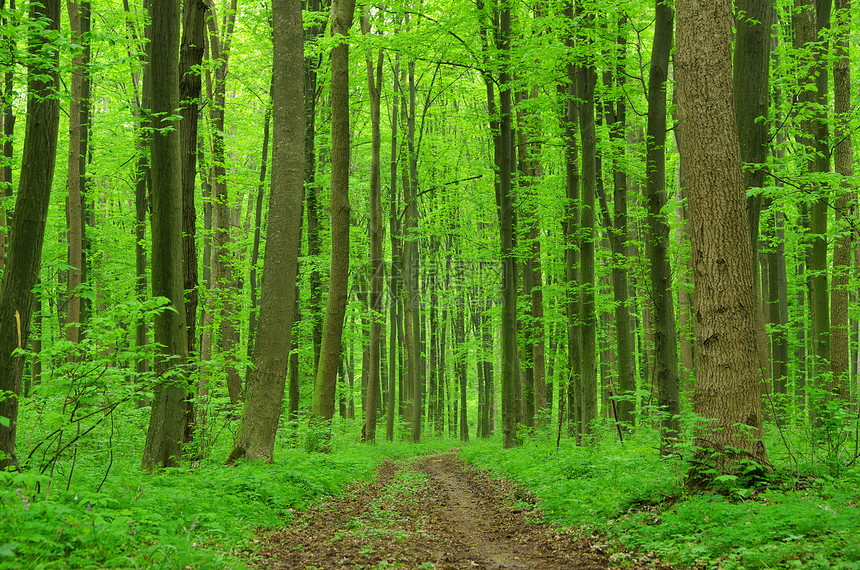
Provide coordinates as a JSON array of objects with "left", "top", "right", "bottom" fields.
[
  {"left": 311, "top": 0, "right": 355, "bottom": 423},
  {"left": 362, "top": 10, "right": 383, "bottom": 443},
  {"left": 65, "top": 0, "right": 91, "bottom": 351},
  {"left": 141, "top": 0, "right": 190, "bottom": 470},
  {"left": 830, "top": 0, "right": 852, "bottom": 399},
  {"left": 733, "top": 0, "right": 773, "bottom": 391},
  {"left": 0, "top": 0, "right": 14, "bottom": 271},
  {"left": 228, "top": 0, "right": 304, "bottom": 461},
  {"left": 646, "top": 0, "right": 680, "bottom": 453},
  {"left": 206, "top": 0, "right": 241, "bottom": 405},
  {"left": 0, "top": 0, "right": 61, "bottom": 471},
  {"left": 497, "top": 0, "right": 518, "bottom": 449},
  {"left": 676, "top": 0, "right": 768, "bottom": 479}
]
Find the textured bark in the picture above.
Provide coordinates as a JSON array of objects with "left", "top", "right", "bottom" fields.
[
  {"left": 676, "top": 0, "right": 768, "bottom": 475},
  {"left": 830, "top": 0, "right": 852, "bottom": 399},
  {"left": 228, "top": 0, "right": 304, "bottom": 461},
  {"left": 0, "top": 0, "right": 60, "bottom": 471},
  {"left": 142, "top": 0, "right": 189, "bottom": 470},
  {"left": 646, "top": 0, "right": 680, "bottom": 452},
  {"left": 311, "top": 0, "right": 355, "bottom": 422}
]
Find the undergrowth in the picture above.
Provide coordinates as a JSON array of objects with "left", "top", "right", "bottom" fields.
[
  {"left": 1, "top": 399, "right": 456, "bottom": 569},
  {"left": 461, "top": 426, "right": 860, "bottom": 569}
]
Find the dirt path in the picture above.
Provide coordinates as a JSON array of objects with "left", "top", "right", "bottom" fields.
[{"left": 249, "top": 452, "right": 669, "bottom": 569}]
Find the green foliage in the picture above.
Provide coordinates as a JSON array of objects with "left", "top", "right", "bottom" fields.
[{"left": 461, "top": 429, "right": 860, "bottom": 569}]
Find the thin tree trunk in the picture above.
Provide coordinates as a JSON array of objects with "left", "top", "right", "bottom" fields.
[
  {"left": 497, "top": 1, "right": 517, "bottom": 448},
  {"left": 734, "top": 0, "right": 774, "bottom": 394},
  {"left": 311, "top": 0, "right": 355, "bottom": 422},
  {"left": 646, "top": 0, "right": 680, "bottom": 452},
  {"left": 0, "top": 0, "right": 15, "bottom": 272},
  {"left": 65, "top": 0, "right": 89, "bottom": 351},
  {"left": 830, "top": 0, "right": 852, "bottom": 399}
]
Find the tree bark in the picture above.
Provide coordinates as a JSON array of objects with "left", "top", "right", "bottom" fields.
[
  {"left": 142, "top": 0, "right": 190, "bottom": 470},
  {"left": 0, "top": 0, "right": 61, "bottom": 471},
  {"left": 830, "top": 0, "right": 852, "bottom": 399},
  {"left": 497, "top": 0, "right": 518, "bottom": 448},
  {"left": 733, "top": 0, "right": 774, "bottom": 394},
  {"left": 676, "top": 0, "right": 768, "bottom": 477},
  {"left": 0, "top": 0, "right": 14, "bottom": 272},
  {"left": 65, "top": 0, "right": 89, "bottom": 351},
  {"left": 646, "top": 0, "right": 680, "bottom": 453},
  {"left": 228, "top": 0, "right": 304, "bottom": 461},
  {"left": 311, "top": 0, "right": 355, "bottom": 422}
]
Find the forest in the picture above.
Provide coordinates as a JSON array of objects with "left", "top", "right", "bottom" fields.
[{"left": 0, "top": 0, "right": 859, "bottom": 566}]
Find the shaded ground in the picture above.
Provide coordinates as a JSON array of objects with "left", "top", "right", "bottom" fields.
[{"left": 248, "top": 452, "right": 671, "bottom": 569}]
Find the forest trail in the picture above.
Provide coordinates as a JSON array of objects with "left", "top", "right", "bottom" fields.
[{"left": 248, "top": 452, "right": 670, "bottom": 569}]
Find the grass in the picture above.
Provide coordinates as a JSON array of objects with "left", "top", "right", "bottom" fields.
[
  {"left": 460, "top": 425, "right": 860, "bottom": 569},
  {"left": 1, "top": 400, "right": 458, "bottom": 569},
  {"left": 6, "top": 389, "right": 860, "bottom": 569}
]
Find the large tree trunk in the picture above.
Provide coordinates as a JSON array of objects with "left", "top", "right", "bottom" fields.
[
  {"left": 142, "top": 0, "right": 190, "bottom": 470},
  {"left": 311, "top": 0, "right": 355, "bottom": 422},
  {"left": 0, "top": 0, "right": 60, "bottom": 471},
  {"left": 646, "top": 0, "right": 680, "bottom": 453},
  {"left": 227, "top": 0, "right": 304, "bottom": 461},
  {"left": 676, "top": 0, "right": 768, "bottom": 479}
]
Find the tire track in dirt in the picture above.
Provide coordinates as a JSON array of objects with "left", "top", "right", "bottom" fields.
[{"left": 248, "top": 452, "right": 670, "bottom": 569}]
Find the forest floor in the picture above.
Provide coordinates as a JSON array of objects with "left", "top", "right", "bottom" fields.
[{"left": 246, "top": 451, "right": 673, "bottom": 569}]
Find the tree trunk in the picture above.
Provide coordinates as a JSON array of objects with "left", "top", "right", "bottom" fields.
[
  {"left": 0, "top": 0, "right": 14, "bottom": 272},
  {"left": 228, "top": 0, "right": 304, "bottom": 461},
  {"left": 497, "top": 1, "right": 518, "bottom": 448},
  {"left": 733, "top": 0, "right": 774, "bottom": 394},
  {"left": 646, "top": 0, "right": 680, "bottom": 453},
  {"left": 305, "top": 0, "right": 326, "bottom": 373},
  {"left": 142, "top": 0, "right": 190, "bottom": 470},
  {"left": 206, "top": 0, "right": 241, "bottom": 405},
  {"left": 65, "top": 0, "right": 89, "bottom": 351},
  {"left": 0, "top": 0, "right": 60, "bottom": 471},
  {"left": 311, "top": 0, "right": 355, "bottom": 422},
  {"left": 830, "top": 0, "right": 852, "bottom": 399},
  {"left": 676, "top": 0, "right": 768, "bottom": 478}
]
